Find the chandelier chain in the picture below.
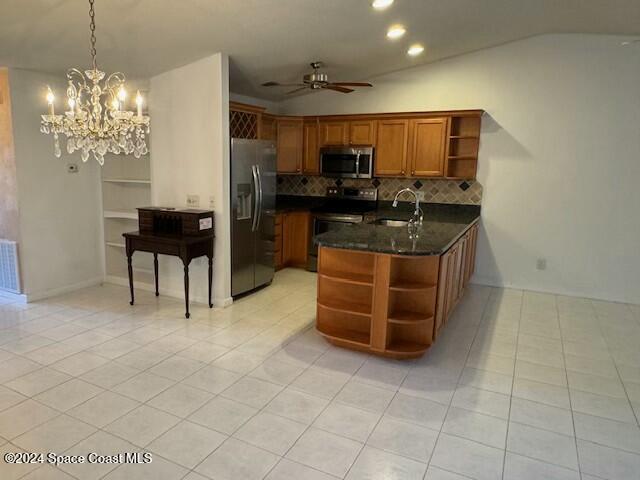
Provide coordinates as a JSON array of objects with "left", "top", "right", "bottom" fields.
[{"left": 89, "top": 0, "right": 97, "bottom": 70}]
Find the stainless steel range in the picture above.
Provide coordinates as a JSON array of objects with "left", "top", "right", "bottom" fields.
[{"left": 307, "top": 186, "right": 378, "bottom": 271}]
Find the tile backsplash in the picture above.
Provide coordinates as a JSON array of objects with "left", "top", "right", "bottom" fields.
[{"left": 277, "top": 176, "right": 482, "bottom": 205}]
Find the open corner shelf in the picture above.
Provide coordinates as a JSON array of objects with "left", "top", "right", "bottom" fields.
[
  {"left": 388, "top": 312, "right": 434, "bottom": 325},
  {"left": 317, "top": 299, "right": 371, "bottom": 317},
  {"left": 319, "top": 270, "right": 373, "bottom": 286},
  {"left": 315, "top": 325, "right": 370, "bottom": 348},
  {"left": 386, "top": 341, "right": 429, "bottom": 356}
]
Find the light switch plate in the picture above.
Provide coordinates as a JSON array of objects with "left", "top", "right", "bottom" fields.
[
  {"left": 186, "top": 194, "right": 200, "bottom": 207},
  {"left": 209, "top": 196, "right": 215, "bottom": 209}
]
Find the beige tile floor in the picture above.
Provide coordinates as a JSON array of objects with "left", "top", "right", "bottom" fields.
[{"left": 1, "top": 268, "right": 639, "bottom": 480}]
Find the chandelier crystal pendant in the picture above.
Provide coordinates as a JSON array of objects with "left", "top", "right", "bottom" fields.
[{"left": 40, "top": 0, "right": 149, "bottom": 165}]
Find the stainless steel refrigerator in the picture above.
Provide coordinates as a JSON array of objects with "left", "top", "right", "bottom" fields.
[{"left": 231, "top": 138, "right": 277, "bottom": 297}]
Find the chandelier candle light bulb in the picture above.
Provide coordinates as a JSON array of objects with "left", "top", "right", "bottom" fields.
[
  {"left": 135, "top": 90, "right": 143, "bottom": 119},
  {"left": 46, "top": 87, "right": 55, "bottom": 115},
  {"left": 39, "top": 0, "right": 150, "bottom": 165}
]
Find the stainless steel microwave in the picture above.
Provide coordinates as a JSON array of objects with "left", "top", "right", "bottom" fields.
[{"left": 319, "top": 146, "right": 374, "bottom": 179}]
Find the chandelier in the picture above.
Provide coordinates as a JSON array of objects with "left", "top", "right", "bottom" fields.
[{"left": 40, "top": 0, "right": 149, "bottom": 165}]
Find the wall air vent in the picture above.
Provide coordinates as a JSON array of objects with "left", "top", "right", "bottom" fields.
[{"left": 0, "top": 240, "right": 21, "bottom": 293}]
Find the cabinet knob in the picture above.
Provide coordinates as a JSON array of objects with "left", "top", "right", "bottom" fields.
[
  {"left": 401, "top": 170, "right": 405, "bottom": 175},
  {"left": 411, "top": 170, "right": 415, "bottom": 175}
]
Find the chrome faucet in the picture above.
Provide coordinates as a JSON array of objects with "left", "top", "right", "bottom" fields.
[{"left": 392, "top": 188, "right": 423, "bottom": 225}]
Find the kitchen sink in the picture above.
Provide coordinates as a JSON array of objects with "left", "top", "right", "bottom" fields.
[{"left": 374, "top": 218, "right": 410, "bottom": 227}]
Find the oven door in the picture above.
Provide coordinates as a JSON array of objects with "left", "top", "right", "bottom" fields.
[
  {"left": 307, "top": 214, "right": 363, "bottom": 271},
  {"left": 320, "top": 147, "right": 373, "bottom": 179}
]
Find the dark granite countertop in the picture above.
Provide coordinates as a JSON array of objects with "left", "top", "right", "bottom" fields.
[{"left": 315, "top": 203, "right": 480, "bottom": 256}]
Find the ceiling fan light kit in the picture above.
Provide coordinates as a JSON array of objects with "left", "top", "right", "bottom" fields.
[{"left": 261, "top": 61, "right": 373, "bottom": 95}]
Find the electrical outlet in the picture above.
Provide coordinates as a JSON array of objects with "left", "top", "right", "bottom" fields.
[
  {"left": 416, "top": 191, "right": 426, "bottom": 202},
  {"left": 67, "top": 163, "right": 79, "bottom": 173},
  {"left": 209, "top": 196, "right": 215, "bottom": 209},
  {"left": 186, "top": 195, "right": 200, "bottom": 207},
  {"left": 536, "top": 258, "right": 547, "bottom": 271}
]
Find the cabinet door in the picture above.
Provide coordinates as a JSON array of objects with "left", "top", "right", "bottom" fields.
[
  {"left": 374, "top": 119, "right": 409, "bottom": 177},
  {"left": 274, "top": 214, "right": 283, "bottom": 270},
  {"left": 277, "top": 119, "right": 303, "bottom": 174},
  {"left": 349, "top": 120, "right": 376, "bottom": 145},
  {"left": 434, "top": 250, "right": 451, "bottom": 338},
  {"left": 409, "top": 118, "right": 448, "bottom": 177},
  {"left": 445, "top": 245, "right": 458, "bottom": 318},
  {"left": 302, "top": 122, "right": 319, "bottom": 175},
  {"left": 319, "top": 121, "right": 348, "bottom": 146},
  {"left": 283, "top": 211, "right": 310, "bottom": 268},
  {"left": 260, "top": 114, "right": 277, "bottom": 141}
]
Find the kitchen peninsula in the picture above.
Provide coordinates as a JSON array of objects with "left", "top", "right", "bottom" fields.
[{"left": 314, "top": 204, "right": 479, "bottom": 358}]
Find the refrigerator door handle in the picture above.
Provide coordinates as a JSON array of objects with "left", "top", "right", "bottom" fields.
[
  {"left": 255, "top": 164, "right": 264, "bottom": 230},
  {"left": 251, "top": 165, "right": 259, "bottom": 232}
]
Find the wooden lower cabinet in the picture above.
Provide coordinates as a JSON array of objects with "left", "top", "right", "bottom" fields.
[
  {"left": 275, "top": 211, "right": 310, "bottom": 270},
  {"left": 316, "top": 222, "right": 479, "bottom": 358},
  {"left": 274, "top": 215, "right": 284, "bottom": 270}
]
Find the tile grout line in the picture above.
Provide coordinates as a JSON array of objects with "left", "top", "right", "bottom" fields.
[{"left": 500, "top": 289, "right": 524, "bottom": 480}]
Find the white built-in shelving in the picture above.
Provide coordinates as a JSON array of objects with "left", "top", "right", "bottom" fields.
[{"left": 101, "top": 153, "right": 153, "bottom": 286}]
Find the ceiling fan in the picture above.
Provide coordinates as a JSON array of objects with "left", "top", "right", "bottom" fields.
[{"left": 261, "top": 62, "right": 372, "bottom": 94}]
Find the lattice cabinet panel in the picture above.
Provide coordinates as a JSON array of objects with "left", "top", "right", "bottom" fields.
[{"left": 230, "top": 110, "right": 258, "bottom": 139}]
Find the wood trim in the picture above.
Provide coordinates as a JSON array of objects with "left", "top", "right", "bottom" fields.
[
  {"left": 312, "top": 110, "right": 484, "bottom": 122},
  {"left": 370, "top": 254, "right": 391, "bottom": 352},
  {"left": 229, "top": 101, "right": 266, "bottom": 114}
]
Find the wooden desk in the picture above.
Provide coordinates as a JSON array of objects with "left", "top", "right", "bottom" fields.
[{"left": 123, "top": 231, "right": 215, "bottom": 318}]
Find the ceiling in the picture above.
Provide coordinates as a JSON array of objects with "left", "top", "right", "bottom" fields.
[{"left": 1, "top": 0, "right": 639, "bottom": 100}]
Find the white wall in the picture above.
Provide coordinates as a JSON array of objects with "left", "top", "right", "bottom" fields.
[
  {"left": 9, "top": 68, "right": 103, "bottom": 299},
  {"left": 150, "top": 53, "right": 232, "bottom": 307},
  {"left": 281, "top": 34, "right": 640, "bottom": 304}
]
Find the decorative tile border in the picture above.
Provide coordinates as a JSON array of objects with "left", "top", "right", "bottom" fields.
[{"left": 277, "top": 176, "right": 482, "bottom": 205}]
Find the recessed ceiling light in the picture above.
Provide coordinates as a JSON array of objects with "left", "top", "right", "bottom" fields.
[
  {"left": 407, "top": 44, "right": 425, "bottom": 56},
  {"left": 372, "top": 0, "right": 394, "bottom": 10},
  {"left": 386, "top": 25, "right": 406, "bottom": 40}
]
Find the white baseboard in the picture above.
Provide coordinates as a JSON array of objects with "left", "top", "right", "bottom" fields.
[
  {"left": 471, "top": 276, "right": 639, "bottom": 305},
  {"left": 24, "top": 276, "right": 104, "bottom": 303},
  {"left": 104, "top": 276, "right": 233, "bottom": 308}
]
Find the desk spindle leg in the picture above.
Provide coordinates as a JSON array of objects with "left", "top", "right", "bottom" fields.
[
  {"left": 184, "top": 263, "right": 190, "bottom": 319},
  {"left": 127, "top": 254, "right": 134, "bottom": 306},
  {"left": 153, "top": 253, "right": 159, "bottom": 297},
  {"left": 208, "top": 256, "right": 213, "bottom": 308}
]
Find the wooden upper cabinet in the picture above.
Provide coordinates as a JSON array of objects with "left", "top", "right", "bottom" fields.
[
  {"left": 349, "top": 120, "right": 376, "bottom": 145},
  {"left": 302, "top": 120, "right": 319, "bottom": 175},
  {"left": 276, "top": 118, "right": 303, "bottom": 174},
  {"left": 319, "top": 121, "right": 349, "bottom": 146},
  {"left": 260, "top": 114, "right": 277, "bottom": 141},
  {"left": 408, "top": 117, "right": 448, "bottom": 177},
  {"left": 374, "top": 119, "right": 409, "bottom": 177}
]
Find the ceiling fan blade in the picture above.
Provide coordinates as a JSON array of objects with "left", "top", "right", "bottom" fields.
[
  {"left": 324, "top": 85, "right": 354, "bottom": 94},
  {"left": 286, "top": 86, "right": 309, "bottom": 95},
  {"left": 330, "top": 82, "right": 373, "bottom": 87},
  {"left": 261, "top": 81, "right": 306, "bottom": 87}
]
